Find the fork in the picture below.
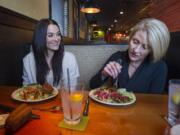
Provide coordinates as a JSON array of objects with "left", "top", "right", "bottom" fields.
[
  {"left": 114, "top": 59, "right": 122, "bottom": 88},
  {"left": 32, "top": 105, "right": 63, "bottom": 112}
]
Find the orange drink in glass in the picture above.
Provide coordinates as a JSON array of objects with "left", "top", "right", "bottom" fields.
[{"left": 60, "top": 80, "right": 84, "bottom": 125}]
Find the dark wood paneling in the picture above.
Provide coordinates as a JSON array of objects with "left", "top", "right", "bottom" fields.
[
  {"left": 0, "top": 6, "right": 37, "bottom": 86},
  {"left": 0, "top": 6, "right": 37, "bottom": 30}
]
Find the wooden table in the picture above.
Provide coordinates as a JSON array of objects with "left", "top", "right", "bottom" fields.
[{"left": 0, "top": 86, "right": 169, "bottom": 135}]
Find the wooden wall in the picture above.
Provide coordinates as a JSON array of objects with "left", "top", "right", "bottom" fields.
[
  {"left": 149, "top": 0, "right": 180, "bottom": 32},
  {"left": 0, "top": 6, "right": 37, "bottom": 86}
]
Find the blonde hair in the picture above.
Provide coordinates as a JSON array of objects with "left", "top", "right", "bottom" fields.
[{"left": 129, "top": 18, "right": 170, "bottom": 62}]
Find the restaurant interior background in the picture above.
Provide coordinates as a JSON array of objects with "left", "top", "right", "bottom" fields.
[
  {"left": 0, "top": 0, "right": 179, "bottom": 44},
  {"left": 0, "top": 0, "right": 179, "bottom": 89}
]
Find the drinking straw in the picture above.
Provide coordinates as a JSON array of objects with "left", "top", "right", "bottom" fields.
[
  {"left": 67, "top": 68, "right": 71, "bottom": 94},
  {"left": 67, "top": 68, "right": 73, "bottom": 120}
]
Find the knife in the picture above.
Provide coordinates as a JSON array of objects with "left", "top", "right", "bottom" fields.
[
  {"left": 83, "top": 96, "right": 90, "bottom": 116},
  {"left": 0, "top": 104, "right": 40, "bottom": 119}
]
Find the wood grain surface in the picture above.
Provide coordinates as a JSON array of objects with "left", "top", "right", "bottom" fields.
[{"left": 0, "top": 86, "right": 169, "bottom": 135}]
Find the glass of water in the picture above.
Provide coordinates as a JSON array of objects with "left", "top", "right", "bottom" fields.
[{"left": 168, "top": 79, "right": 180, "bottom": 126}]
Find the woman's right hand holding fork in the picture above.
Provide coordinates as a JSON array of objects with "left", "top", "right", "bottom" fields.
[{"left": 101, "top": 59, "right": 122, "bottom": 79}]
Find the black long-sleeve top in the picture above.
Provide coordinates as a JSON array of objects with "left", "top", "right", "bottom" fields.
[{"left": 90, "top": 51, "right": 167, "bottom": 93}]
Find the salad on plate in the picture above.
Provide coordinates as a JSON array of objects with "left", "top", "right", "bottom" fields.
[{"left": 89, "top": 87, "right": 136, "bottom": 106}]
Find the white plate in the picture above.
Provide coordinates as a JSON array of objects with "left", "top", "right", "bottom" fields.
[
  {"left": 89, "top": 89, "right": 136, "bottom": 106},
  {"left": 11, "top": 86, "right": 58, "bottom": 103}
]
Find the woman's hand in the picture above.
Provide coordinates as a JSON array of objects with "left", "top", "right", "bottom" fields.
[{"left": 101, "top": 61, "right": 122, "bottom": 79}]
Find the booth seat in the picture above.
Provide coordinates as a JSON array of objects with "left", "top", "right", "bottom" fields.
[
  {"left": 0, "top": 43, "right": 128, "bottom": 89},
  {"left": 164, "top": 32, "right": 180, "bottom": 91},
  {"left": 0, "top": 39, "right": 179, "bottom": 92},
  {"left": 65, "top": 45, "right": 128, "bottom": 89}
]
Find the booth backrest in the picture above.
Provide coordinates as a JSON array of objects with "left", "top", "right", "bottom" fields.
[
  {"left": 0, "top": 44, "right": 30, "bottom": 86},
  {"left": 0, "top": 7, "right": 37, "bottom": 86},
  {"left": 165, "top": 32, "right": 180, "bottom": 91},
  {"left": 65, "top": 45, "right": 128, "bottom": 89}
]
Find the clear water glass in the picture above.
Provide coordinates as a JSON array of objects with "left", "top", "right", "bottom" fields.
[{"left": 168, "top": 79, "right": 180, "bottom": 126}]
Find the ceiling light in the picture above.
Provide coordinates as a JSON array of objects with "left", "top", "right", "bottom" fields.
[
  {"left": 114, "top": 19, "right": 118, "bottom": 23},
  {"left": 120, "top": 11, "right": 124, "bottom": 15},
  {"left": 91, "top": 23, "right": 98, "bottom": 27},
  {"left": 80, "top": 0, "right": 100, "bottom": 14},
  {"left": 90, "top": 20, "right": 98, "bottom": 27},
  {"left": 111, "top": 24, "right": 114, "bottom": 27}
]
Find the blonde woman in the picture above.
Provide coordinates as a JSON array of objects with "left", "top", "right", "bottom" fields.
[{"left": 90, "top": 18, "right": 170, "bottom": 93}]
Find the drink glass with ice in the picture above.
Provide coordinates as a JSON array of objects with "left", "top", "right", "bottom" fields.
[
  {"left": 168, "top": 79, "right": 180, "bottom": 126},
  {"left": 60, "top": 79, "right": 84, "bottom": 125}
]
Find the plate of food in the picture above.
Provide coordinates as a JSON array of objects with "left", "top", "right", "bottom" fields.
[
  {"left": 11, "top": 83, "right": 58, "bottom": 102},
  {"left": 89, "top": 87, "right": 136, "bottom": 106}
]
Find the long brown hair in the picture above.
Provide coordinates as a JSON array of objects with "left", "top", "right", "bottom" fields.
[{"left": 32, "top": 18, "right": 64, "bottom": 86}]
